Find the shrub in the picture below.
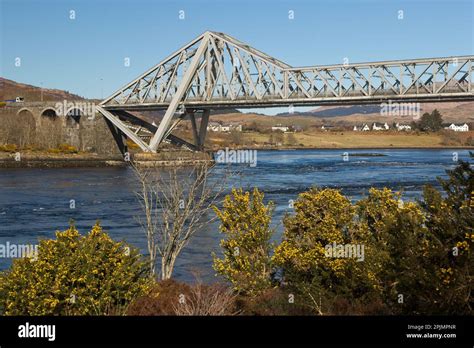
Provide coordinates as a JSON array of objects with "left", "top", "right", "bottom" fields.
[
  {"left": 273, "top": 188, "right": 356, "bottom": 279},
  {"left": 417, "top": 153, "right": 474, "bottom": 314},
  {"left": 127, "top": 279, "right": 237, "bottom": 316},
  {"left": 356, "top": 188, "right": 428, "bottom": 313},
  {"left": 0, "top": 144, "right": 18, "bottom": 153},
  {"left": 47, "top": 143, "right": 78, "bottom": 154},
  {"left": 273, "top": 188, "right": 382, "bottom": 314},
  {"left": 126, "top": 139, "right": 140, "bottom": 150},
  {"left": 0, "top": 223, "right": 150, "bottom": 315},
  {"left": 173, "top": 280, "right": 238, "bottom": 316},
  {"left": 127, "top": 279, "right": 191, "bottom": 315},
  {"left": 236, "top": 287, "right": 312, "bottom": 315},
  {"left": 213, "top": 188, "right": 274, "bottom": 296}
]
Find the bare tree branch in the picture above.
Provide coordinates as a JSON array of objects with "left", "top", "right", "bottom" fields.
[{"left": 132, "top": 161, "right": 229, "bottom": 279}]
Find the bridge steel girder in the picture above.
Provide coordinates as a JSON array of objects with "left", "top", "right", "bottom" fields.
[
  {"left": 96, "top": 106, "right": 152, "bottom": 152},
  {"left": 99, "top": 31, "right": 474, "bottom": 153},
  {"left": 148, "top": 32, "right": 211, "bottom": 151},
  {"left": 104, "top": 118, "right": 128, "bottom": 156}
]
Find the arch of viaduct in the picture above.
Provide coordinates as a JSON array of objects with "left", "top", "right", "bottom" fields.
[{"left": 1, "top": 102, "right": 100, "bottom": 151}]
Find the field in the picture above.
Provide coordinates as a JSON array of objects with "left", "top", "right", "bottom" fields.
[{"left": 206, "top": 130, "right": 474, "bottom": 149}]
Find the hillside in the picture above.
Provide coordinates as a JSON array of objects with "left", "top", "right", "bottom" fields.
[
  {"left": 276, "top": 102, "right": 474, "bottom": 123},
  {"left": 0, "top": 77, "right": 85, "bottom": 102}
]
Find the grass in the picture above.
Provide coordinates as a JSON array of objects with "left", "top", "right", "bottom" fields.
[
  {"left": 290, "top": 131, "right": 445, "bottom": 148},
  {"left": 208, "top": 130, "right": 474, "bottom": 149}
]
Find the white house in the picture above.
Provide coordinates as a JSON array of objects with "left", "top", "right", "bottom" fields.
[
  {"left": 354, "top": 124, "right": 370, "bottom": 131},
  {"left": 396, "top": 123, "right": 412, "bottom": 131},
  {"left": 445, "top": 123, "right": 469, "bottom": 132},
  {"left": 272, "top": 124, "right": 290, "bottom": 132},
  {"left": 372, "top": 122, "right": 389, "bottom": 131},
  {"left": 321, "top": 125, "right": 337, "bottom": 131}
]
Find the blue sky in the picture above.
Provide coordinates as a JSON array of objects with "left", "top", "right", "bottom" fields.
[{"left": 1, "top": 0, "right": 473, "bottom": 114}]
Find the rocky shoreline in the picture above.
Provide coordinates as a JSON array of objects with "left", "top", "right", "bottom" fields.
[{"left": 0, "top": 152, "right": 214, "bottom": 168}]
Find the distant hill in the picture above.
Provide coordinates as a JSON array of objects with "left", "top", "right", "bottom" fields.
[
  {"left": 275, "top": 102, "right": 474, "bottom": 123},
  {"left": 0, "top": 77, "right": 85, "bottom": 102},
  {"left": 277, "top": 105, "right": 382, "bottom": 117}
]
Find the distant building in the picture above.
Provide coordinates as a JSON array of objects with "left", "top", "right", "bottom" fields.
[
  {"left": 272, "top": 124, "right": 290, "bottom": 132},
  {"left": 372, "top": 122, "right": 389, "bottom": 131},
  {"left": 445, "top": 123, "right": 469, "bottom": 132},
  {"left": 354, "top": 124, "right": 370, "bottom": 131},
  {"left": 321, "top": 125, "right": 337, "bottom": 131},
  {"left": 396, "top": 123, "right": 412, "bottom": 131}
]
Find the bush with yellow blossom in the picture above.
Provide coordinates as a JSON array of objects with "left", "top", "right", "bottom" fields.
[
  {"left": 212, "top": 188, "right": 274, "bottom": 296},
  {"left": 273, "top": 188, "right": 383, "bottom": 314},
  {"left": 356, "top": 187, "right": 428, "bottom": 313},
  {"left": 0, "top": 223, "right": 151, "bottom": 315},
  {"left": 417, "top": 153, "right": 473, "bottom": 314}
]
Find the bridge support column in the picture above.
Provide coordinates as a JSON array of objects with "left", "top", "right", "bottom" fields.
[
  {"left": 198, "top": 109, "right": 210, "bottom": 150},
  {"left": 104, "top": 118, "right": 128, "bottom": 156},
  {"left": 189, "top": 109, "right": 210, "bottom": 150},
  {"left": 189, "top": 112, "right": 200, "bottom": 148}
]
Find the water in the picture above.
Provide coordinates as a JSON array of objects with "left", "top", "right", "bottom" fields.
[{"left": 0, "top": 148, "right": 472, "bottom": 281}]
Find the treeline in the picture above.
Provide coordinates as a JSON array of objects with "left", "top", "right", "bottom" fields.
[{"left": 409, "top": 109, "right": 445, "bottom": 131}]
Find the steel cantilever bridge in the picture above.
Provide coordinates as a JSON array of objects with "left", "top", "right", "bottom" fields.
[{"left": 97, "top": 31, "right": 474, "bottom": 153}]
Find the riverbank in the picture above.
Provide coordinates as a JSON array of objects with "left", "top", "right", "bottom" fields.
[
  {"left": 1, "top": 145, "right": 473, "bottom": 168},
  {"left": 1, "top": 130, "right": 473, "bottom": 168},
  {"left": 0, "top": 151, "right": 213, "bottom": 168}
]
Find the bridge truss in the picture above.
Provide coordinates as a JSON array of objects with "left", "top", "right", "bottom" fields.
[{"left": 97, "top": 31, "right": 474, "bottom": 153}]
